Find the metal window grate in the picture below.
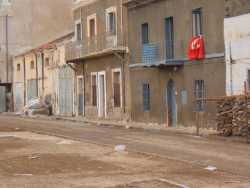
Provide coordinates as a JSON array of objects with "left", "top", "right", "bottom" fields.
[
  {"left": 143, "top": 83, "right": 150, "bottom": 112},
  {"left": 194, "top": 80, "right": 205, "bottom": 112},
  {"left": 192, "top": 8, "right": 203, "bottom": 36}
]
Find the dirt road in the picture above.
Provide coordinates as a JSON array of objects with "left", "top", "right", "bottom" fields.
[{"left": 0, "top": 115, "right": 249, "bottom": 187}]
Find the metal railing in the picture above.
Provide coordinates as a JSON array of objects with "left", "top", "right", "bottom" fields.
[
  {"left": 66, "top": 32, "right": 126, "bottom": 61},
  {"left": 130, "top": 39, "right": 186, "bottom": 65}
]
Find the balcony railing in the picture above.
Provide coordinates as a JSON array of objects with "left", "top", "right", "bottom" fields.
[
  {"left": 131, "top": 39, "right": 186, "bottom": 66},
  {"left": 66, "top": 32, "right": 126, "bottom": 62}
]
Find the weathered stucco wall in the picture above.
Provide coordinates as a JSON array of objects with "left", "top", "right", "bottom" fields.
[
  {"left": 128, "top": 0, "right": 225, "bottom": 64},
  {"left": 127, "top": 0, "right": 226, "bottom": 126},
  {"left": 224, "top": 13, "right": 250, "bottom": 95}
]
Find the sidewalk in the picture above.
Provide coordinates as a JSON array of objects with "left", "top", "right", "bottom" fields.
[
  {"left": 3, "top": 112, "right": 217, "bottom": 136},
  {"left": 3, "top": 112, "right": 248, "bottom": 144}
]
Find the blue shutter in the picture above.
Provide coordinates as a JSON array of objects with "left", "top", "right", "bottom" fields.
[
  {"left": 165, "top": 17, "right": 174, "bottom": 60},
  {"left": 142, "top": 23, "right": 149, "bottom": 44}
]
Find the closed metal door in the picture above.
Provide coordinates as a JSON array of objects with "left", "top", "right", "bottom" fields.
[
  {"left": 77, "top": 77, "right": 84, "bottom": 116},
  {"left": 27, "top": 79, "right": 38, "bottom": 102},
  {"left": 167, "top": 79, "right": 177, "bottom": 127},
  {"left": 14, "top": 83, "right": 24, "bottom": 112},
  {"left": 59, "top": 66, "right": 74, "bottom": 115},
  {"left": 0, "top": 86, "right": 6, "bottom": 112}
]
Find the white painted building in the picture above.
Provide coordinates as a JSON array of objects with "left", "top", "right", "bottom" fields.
[{"left": 224, "top": 13, "right": 250, "bottom": 95}]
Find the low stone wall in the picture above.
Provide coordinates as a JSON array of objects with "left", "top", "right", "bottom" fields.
[{"left": 217, "top": 95, "right": 250, "bottom": 137}]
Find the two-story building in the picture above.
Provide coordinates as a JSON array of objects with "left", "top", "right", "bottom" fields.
[
  {"left": 13, "top": 32, "right": 74, "bottom": 114},
  {"left": 66, "top": 0, "right": 130, "bottom": 121},
  {"left": 124, "top": 0, "right": 226, "bottom": 127}
]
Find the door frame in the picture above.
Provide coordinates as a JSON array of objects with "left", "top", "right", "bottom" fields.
[
  {"left": 97, "top": 71, "right": 107, "bottom": 118},
  {"left": 166, "top": 79, "right": 177, "bottom": 127},
  {"left": 76, "top": 75, "right": 84, "bottom": 116}
]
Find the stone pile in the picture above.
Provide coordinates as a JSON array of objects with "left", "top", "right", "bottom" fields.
[{"left": 217, "top": 96, "right": 250, "bottom": 139}]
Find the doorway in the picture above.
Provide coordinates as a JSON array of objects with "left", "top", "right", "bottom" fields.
[
  {"left": 97, "top": 72, "right": 106, "bottom": 118},
  {"left": 77, "top": 76, "right": 84, "bottom": 116},
  {"left": 167, "top": 79, "right": 177, "bottom": 127}
]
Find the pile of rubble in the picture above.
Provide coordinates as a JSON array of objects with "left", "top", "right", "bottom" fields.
[{"left": 217, "top": 95, "right": 250, "bottom": 138}]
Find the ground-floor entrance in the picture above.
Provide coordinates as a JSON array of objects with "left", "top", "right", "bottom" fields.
[
  {"left": 77, "top": 76, "right": 84, "bottom": 116},
  {"left": 58, "top": 66, "right": 74, "bottom": 116},
  {"left": 167, "top": 79, "right": 177, "bottom": 127},
  {"left": 0, "top": 86, "right": 6, "bottom": 112},
  {"left": 14, "top": 82, "right": 24, "bottom": 112},
  {"left": 97, "top": 71, "right": 106, "bottom": 118}
]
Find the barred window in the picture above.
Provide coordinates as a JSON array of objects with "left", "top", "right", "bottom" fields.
[
  {"left": 194, "top": 80, "right": 205, "bottom": 112},
  {"left": 192, "top": 8, "right": 203, "bottom": 36},
  {"left": 143, "top": 83, "right": 150, "bottom": 112}
]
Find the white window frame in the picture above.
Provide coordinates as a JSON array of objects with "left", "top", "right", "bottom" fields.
[
  {"left": 87, "top": 14, "right": 97, "bottom": 37},
  {"left": 106, "top": 6, "right": 117, "bottom": 34},
  {"left": 112, "top": 68, "right": 122, "bottom": 108},
  {"left": 97, "top": 71, "right": 107, "bottom": 118},
  {"left": 75, "top": 19, "right": 82, "bottom": 41}
]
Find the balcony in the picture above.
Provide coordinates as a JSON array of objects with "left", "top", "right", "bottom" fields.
[
  {"left": 66, "top": 32, "right": 127, "bottom": 62},
  {"left": 129, "top": 40, "right": 186, "bottom": 68}
]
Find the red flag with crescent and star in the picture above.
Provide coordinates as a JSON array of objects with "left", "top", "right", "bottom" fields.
[{"left": 188, "top": 36, "right": 205, "bottom": 61}]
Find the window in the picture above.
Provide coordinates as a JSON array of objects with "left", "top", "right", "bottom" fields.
[
  {"left": 89, "top": 18, "right": 96, "bottom": 37},
  {"left": 17, "top": 63, "right": 21, "bottom": 71},
  {"left": 45, "top": 57, "right": 50, "bottom": 67},
  {"left": 113, "top": 70, "right": 121, "bottom": 107},
  {"left": 76, "top": 22, "right": 82, "bottom": 41},
  {"left": 143, "top": 83, "right": 150, "bottom": 112},
  {"left": 106, "top": 10, "right": 116, "bottom": 34},
  {"left": 87, "top": 14, "right": 97, "bottom": 38},
  {"left": 165, "top": 17, "right": 174, "bottom": 59},
  {"left": 192, "top": 8, "right": 203, "bottom": 36},
  {"left": 30, "top": 60, "right": 35, "bottom": 69},
  {"left": 91, "top": 74, "right": 97, "bottom": 106},
  {"left": 141, "top": 23, "right": 149, "bottom": 44},
  {"left": 194, "top": 80, "right": 205, "bottom": 111}
]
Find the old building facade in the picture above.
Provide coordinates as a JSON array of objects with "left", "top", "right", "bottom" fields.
[
  {"left": 224, "top": 0, "right": 250, "bottom": 96},
  {"left": 124, "top": 0, "right": 226, "bottom": 127},
  {"left": 0, "top": 0, "right": 73, "bottom": 112},
  {"left": 66, "top": 0, "right": 130, "bottom": 121},
  {"left": 13, "top": 33, "right": 74, "bottom": 114}
]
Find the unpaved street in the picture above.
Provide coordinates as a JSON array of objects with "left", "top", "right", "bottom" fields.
[{"left": 0, "top": 115, "right": 250, "bottom": 187}]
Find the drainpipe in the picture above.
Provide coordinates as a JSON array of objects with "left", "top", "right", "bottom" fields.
[
  {"left": 66, "top": 61, "right": 77, "bottom": 116},
  {"left": 5, "top": 15, "right": 9, "bottom": 83},
  {"left": 23, "top": 56, "right": 26, "bottom": 106},
  {"left": 114, "top": 53, "right": 126, "bottom": 115},
  {"left": 229, "top": 42, "right": 233, "bottom": 95},
  {"left": 35, "top": 52, "right": 39, "bottom": 97},
  {"left": 82, "top": 63, "right": 85, "bottom": 116},
  {"left": 41, "top": 52, "right": 45, "bottom": 92}
]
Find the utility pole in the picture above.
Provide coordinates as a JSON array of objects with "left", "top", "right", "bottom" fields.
[{"left": 5, "top": 15, "right": 8, "bottom": 83}]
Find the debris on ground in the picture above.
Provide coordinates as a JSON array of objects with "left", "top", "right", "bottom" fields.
[
  {"left": 205, "top": 166, "right": 217, "bottom": 171},
  {"left": 114, "top": 145, "right": 126, "bottom": 152},
  {"left": 28, "top": 156, "right": 40, "bottom": 160},
  {"left": 57, "top": 140, "right": 75, "bottom": 145}
]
